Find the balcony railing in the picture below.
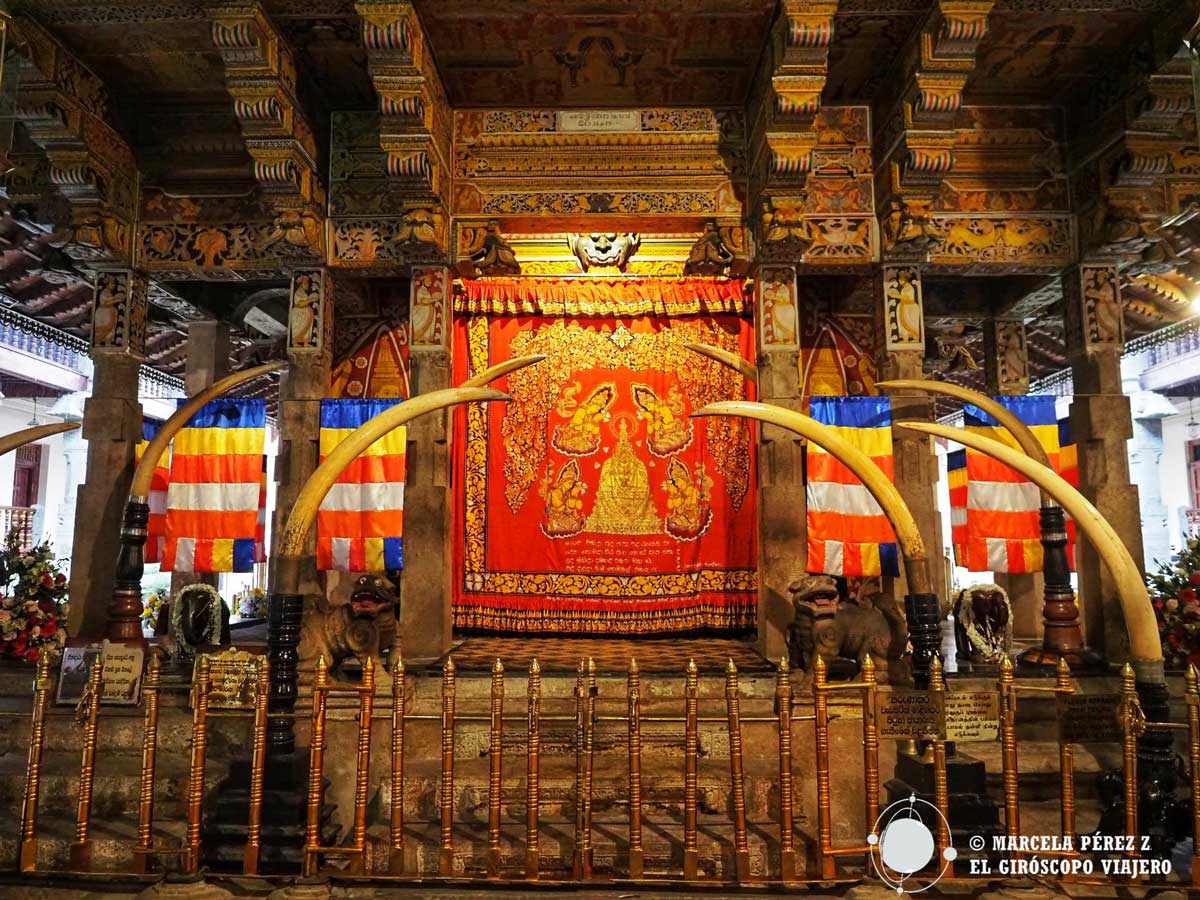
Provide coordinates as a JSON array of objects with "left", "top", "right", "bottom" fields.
[{"left": 0, "top": 505, "right": 34, "bottom": 552}]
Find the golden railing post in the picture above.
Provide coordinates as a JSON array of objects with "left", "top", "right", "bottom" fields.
[
  {"left": 390, "top": 652, "right": 406, "bottom": 876},
  {"left": 185, "top": 655, "right": 210, "bottom": 874},
  {"left": 351, "top": 655, "right": 375, "bottom": 875},
  {"left": 930, "top": 657, "right": 953, "bottom": 876},
  {"left": 814, "top": 655, "right": 835, "bottom": 880},
  {"left": 304, "top": 655, "right": 329, "bottom": 877},
  {"left": 572, "top": 660, "right": 586, "bottom": 879},
  {"left": 19, "top": 650, "right": 54, "bottom": 872},
  {"left": 487, "top": 659, "right": 505, "bottom": 879},
  {"left": 244, "top": 655, "right": 269, "bottom": 876},
  {"left": 526, "top": 659, "right": 541, "bottom": 880},
  {"left": 135, "top": 654, "right": 161, "bottom": 874},
  {"left": 1055, "top": 658, "right": 1077, "bottom": 847},
  {"left": 683, "top": 658, "right": 700, "bottom": 880},
  {"left": 439, "top": 656, "right": 457, "bottom": 877},
  {"left": 71, "top": 655, "right": 104, "bottom": 872},
  {"left": 1187, "top": 665, "right": 1200, "bottom": 888},
  {"left": 1120, "top": 663, "right": 1140, "bottom": 854},
  {"left": 775, "top": 658, "right": 796, "bottom": 881},
  {"left": 861, "top": 655, "right": 880, "bottom": 840},
  {"left": 998, "top": 656, "right": 1019, "bottom": 844},
  {"left": 628, "top": 658, "right": 644, "bottom": 880},
  {"left": 725, "top": 659, "right": 750, "bottom": 882}
]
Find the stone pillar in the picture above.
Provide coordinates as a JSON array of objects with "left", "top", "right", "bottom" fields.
[
  {"left": 171, "top": 319, "right": 231, "bottom": 595},
  {"left": 69, "top": 270, "right": 148, "bottom": 638},
  {"left": 983, "top": 317, "right": 1043, "bottom": 640},
  {"left": 756, "top": 266, "right": 802, "bottom": 664},
  {"left": 1122, "top": 354, "right": 1176, "bottom": 573},
  {"left": 268, "top": 268, "right": 332, "bottom": 755},
  {"left": 876, "top": 265, "right": 945, "bottom": 603},
  {"left": 1063, "top": 263, "right": 1143, "bottom": 662},
  {"left": 402, "top": 266, "right": 454, "bottom": 662}
]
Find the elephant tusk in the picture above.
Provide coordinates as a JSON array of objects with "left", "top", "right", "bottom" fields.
[
  {"left": 692, "top": 399, "right": 929, "bottom": 594},
  {"left": 897, "top": 421, "right": 1162, "bottom": 669},
  {"left": 461, "top": 354, "right": 546, "bottom": 388},
  {"left": 279, "top": 386, "right": 510, "bottom": 561},
  {"left": 683, "top": 344, "right": 758, "bottom": 384},
  {"left": 130, "top": 361, "right": 286, "bottom": 499},
  {"left": 0, "top": 422, "right": 79, "bottom": 456}
]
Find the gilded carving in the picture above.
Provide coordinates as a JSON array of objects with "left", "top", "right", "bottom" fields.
[
  {"left": 92, "top": 270, "right": 148, "bottom": 357},
  {"left": 984, "top": 320, "right": 1029, "bottom": 393},
  {"left": 882, "top": 265, "right": 924, "bottom": 352},
  {"left": 568, "top": 233, "right": 640, "bottom": 272},
  {"left": 758, "top": 267, "right": 799, "bottom": 349},
  {"left": 684, "top": 222, "right": 736, "bottom": 276},
  {"left": 459, "top": 221, "right": 520, "bottom": 276},
  {"left": 331, "top": 208, "right": 448, "bottom": 265},
  {"left": 881, "top": 198, "right": 939, "bottom": 252},
  {"left": 139, "top": 215, "right": 323, "bottom": 273},
  {"left": 1074, "top": 265, "right": 1125, "bottom": 350},
  {"left": 929, "top": 216, "right": 1073, "bottom": 265}
]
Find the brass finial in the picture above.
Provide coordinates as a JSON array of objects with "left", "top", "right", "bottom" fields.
[
  {"left": 999, "top": 654, "right": 1014, "bottom": 675},
  {"left": 687, "top": 658, "right": 698, "bottom": 676},
  {"left": 530, "top": 657, "right": 540, "bottom": 674},
  {"left": 778, "top": 655, "right": 788, "bottom": 673},
  {"left": 587, "top": 657, "right": 596, "bottom": 675},
  {"left": 727, "top": 658, "right": 738, "bottom": 675},
  {"left": 493, "top": 658, "right": 504, "bottom": 675},
  {"left": 1187, "top": 664, "right": 1198, "bottom": 693},
  {"left": 629, "top": 657, "right": 639, "bottom": 674},
  {"left": 445, "top": 656, "right": 456, "bottom": 675},
  {"left": 862, "top": 654, "right": 876, "bottom": 683}
]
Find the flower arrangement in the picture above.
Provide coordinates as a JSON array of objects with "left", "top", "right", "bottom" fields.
[
  {"left": 0, "top": 531, "right": 69, "bottom": 663},
  {"left": 1146, "top": 534, "right": 1200, "bottom": 671},
  {"left": 142, "top": 591, "right": 167, "bottom": 634},
  {"left": 232, "top": 587, "right": 269, "bottom": 620}
]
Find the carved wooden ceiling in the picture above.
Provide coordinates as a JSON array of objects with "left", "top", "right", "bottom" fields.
[{"left": 3, "top": 0, "right": 1200, "bottom": 391}]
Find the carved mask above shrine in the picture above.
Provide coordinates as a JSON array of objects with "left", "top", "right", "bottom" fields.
[{"left": 568, "top": 233, "right": 641, "bottom": 272}]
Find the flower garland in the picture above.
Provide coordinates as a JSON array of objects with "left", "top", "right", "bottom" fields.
[
  {"left": 170, "top": 582, "right": 223, "bottom": 658},
  {"left": 0, "top": 531, "right": 69, "bottom": 662},
  {"left": 1146, "top": 534, "right": 1200, "bottom": 670}
]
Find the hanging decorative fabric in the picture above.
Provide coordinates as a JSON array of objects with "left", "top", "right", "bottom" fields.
[
  {"left": 134, "top": 420, "right": 169, "bottom": 565},
  {"left": 1057, "top": 415, "right": 1078, "bottom": 569},
  {"left": 162, "top": 399, "right": 267, "bottom": 573},
  {"left": 806, "top": 396, "right": 900, "bottom": 577},
  {"left": 952, "top": 396, "right": 1059, "bottom": 573},
  {"left": 317, "top": 399, "right": 406, "bottom": 572}
]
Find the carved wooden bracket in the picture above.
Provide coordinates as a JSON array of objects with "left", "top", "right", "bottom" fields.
[
  {"left": 209, "top": 3, "right": 324, "bottom": 213},
  {"left": 9, "top": 17, "right": 138, "bottom": 264}
]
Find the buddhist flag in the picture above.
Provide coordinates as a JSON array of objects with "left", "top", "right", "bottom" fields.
[
  {"left": 134, "top": 420, "right": 169, "bottom": 565},
  {"left": 1057, "top": 415, "right": 1078, "bottom": 569},
  {"left": 317, "top": 399, "right": 406, "bottom": 572},
  {"left": 954, "top": 396, "right": 1058, "bottom": 574},
  {"left": 162, "top": 399, "right": 267, "bottom": 573},
  {"left": 806, "top": 396, "right": 900, "bottom": 577}
]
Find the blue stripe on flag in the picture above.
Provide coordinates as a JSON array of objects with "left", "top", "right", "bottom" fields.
[
  {"left": 947, "top": 448, "right": 967, "bottom": 470},
  {"left": 879, "top": 542, "right": 900, "bottom": 577},
  {"left": 809, "top": 396, "right": 892, "bottom": 429},
  {"left": 1058, "top": 416, "right": 1072, "bottom": 447},
  {"left": 384, "top": 537, "right": 404, "bottom": 570},
  {"left": 142, "top": 420, "right": 162, "bottom": 442},
  {"left": 180, "top": 398, "right": 267, "bottom": 429},
  {"left": 964, "top": 395, "right": 1056, "bottom": 428},
  {"left": 319, "top": 398, "right": 403, "bottom": 430},
  {"left": 232, "top": 538, "right": 257, "bottom": 572}
]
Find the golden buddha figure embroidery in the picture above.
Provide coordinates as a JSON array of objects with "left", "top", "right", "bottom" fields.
[
  {"left": 585, "top": 420, "right": 660, "bottom": 535},
  {"left": 632, "top": 383, "right": 692, "bottom": 456},
  {"left": 552, "top": 382, "right": 614, "bottom": 456},
  {"left": 538, "top": 458, "right": 588, "bottom": 538},
  {"left": 663, "top": 457, "right": 713, "bottom": 541}
]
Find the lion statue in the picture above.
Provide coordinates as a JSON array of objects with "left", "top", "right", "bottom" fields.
[
  {"left": 952, "top": 583, "right": 1012, "bottom": 666},
  {"left": 301, "top": 574, "right": 400, "bottom": 679},
  {"left": 787, "top": 574, "right": 907, "bottom": 683}
]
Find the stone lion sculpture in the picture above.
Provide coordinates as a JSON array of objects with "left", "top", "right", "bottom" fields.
[
  {"left": 952, "top": 582, "right": 1012, "bottom": 665},
  {"left": 301, "top": 573, "right": 399, "bottom": 679},
  {"left": 787, "top": 574, "right": 907, "bottom": 683}
]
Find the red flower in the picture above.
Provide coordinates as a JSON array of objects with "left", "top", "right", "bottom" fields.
[
  {"left": 40, "top": 620, "right": 56, "bottom": 637},
  {"left": 1154, "top": 598, "right": 1165, "bottom": 610},
  {"left": 39, "top": 574, "right": 52, "bottom": 588},
  {"left": 1182, "top": 588, "right": 1197, "bottom": 603},
  {"left": 37, "top": 601, "right": 53, "bottom": 614},
  {"left": 1168, "top": 633, "right": 1181, "bottom": 648},
  {"left": 23, "top": 647, "right": 38, "bottom": 661},
  {"left": 54, "top": 573, "right": 65, "bottom": 586}
]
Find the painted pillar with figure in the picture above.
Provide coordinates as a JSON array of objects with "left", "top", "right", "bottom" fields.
[
  {"left": 983, "top": 317, "right": 1044, "bottom": 641},
  {"left": 402, "top": 267, "right": 456, "bottom": 662},
  {"left": 69, "top": 270, "right": 148, "bottom": 637},
  {"left": 755, "top": 265, "right": 803, "bottom": 663}
]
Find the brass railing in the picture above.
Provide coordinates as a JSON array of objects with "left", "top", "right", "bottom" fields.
[{"left": 10, "top": 649, "right": 1200, "bottom": 888}]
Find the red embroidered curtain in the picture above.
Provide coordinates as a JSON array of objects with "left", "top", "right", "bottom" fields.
[{"left": 452, "top": 284, "right": 757, "bottom": 635}]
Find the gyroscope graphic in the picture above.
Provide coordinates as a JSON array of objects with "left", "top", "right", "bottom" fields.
[{"left": 866, "top": 794, "right": 957, "bottom": 894}]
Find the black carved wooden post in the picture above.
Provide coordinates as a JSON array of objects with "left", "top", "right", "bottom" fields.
[
  {"left": 108, "top": 500, "right": 150, "bottom": 643},
  {"left": 906, "top": 592, "right": 942, "bottom": 690}
]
